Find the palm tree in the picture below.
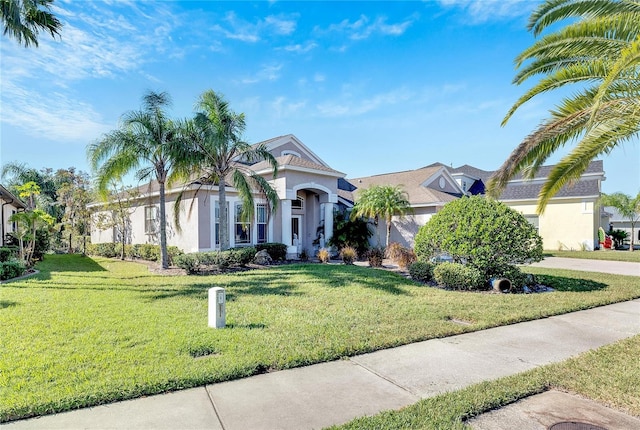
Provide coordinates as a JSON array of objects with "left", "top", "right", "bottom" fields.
[
  {"left": 88, "top": 91, "right": 183, "bottom": 269},
  {"left": 1, "top": 0, "right": 62, "bottom": 47},
  {"left": 601, "top": 191, "right": 640, "bottom": 251},
  {"left": 488, "top": 0, "right": 640, "bottom": 212},
  {"left": 175, "top": 90, "right": 279, "bottom": 250},
  {"left": 351, "top": 185, "right": 412, "bottom": 247}
]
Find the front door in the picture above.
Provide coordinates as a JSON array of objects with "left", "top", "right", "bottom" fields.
[{"left": 291, "top": 215, "right": 302, "bottom": 252}]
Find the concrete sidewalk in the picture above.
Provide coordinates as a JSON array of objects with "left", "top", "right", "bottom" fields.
[
  {"left": 4, "top": 299, "right": 639, "bottom": 430},
  {"left": 528, "top": 256, "right": 640, "bottom": 276}
]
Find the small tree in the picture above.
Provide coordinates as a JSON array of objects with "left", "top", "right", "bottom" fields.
[
  {"left": 92, "top": 182, "right": 140, "bottom": 260},
  {"left": 351, "top": 185, "right": 412, "bottom": 247},
  {"left": 328, "top": 209, "right": 373, "bottom": 256},
  {"left": 414, "top": 196, "right": 543, "bottom": 281},
  {"left": 600, "top": 192, "right": 640, "bottom": 252},
  {"left": 9, "top": 209, "right": 54, "bottom": 266}
]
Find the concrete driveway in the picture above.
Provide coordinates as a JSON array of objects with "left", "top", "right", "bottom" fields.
[{"left": 528, "top": 256, "right": 640, "bottom": 276}]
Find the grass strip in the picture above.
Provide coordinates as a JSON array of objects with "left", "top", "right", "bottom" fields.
[
  {"left": 1, "top": 254, "right": 639, "bottom": 422},
  {"left": 547, "top": 250, "right": 640, "bottom": 262},
  {"left": 331, "top": 335, "right": 640, "bottom": 429}
]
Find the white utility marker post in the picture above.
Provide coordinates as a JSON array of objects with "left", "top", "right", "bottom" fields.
[{"left": 208, "top": 287, "right": 226, "bottom": 328}]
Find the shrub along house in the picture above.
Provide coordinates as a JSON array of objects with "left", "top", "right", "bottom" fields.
[
  {"left": 0, "top": 184, "right": 27, "bottom": 246},
  {"left": 90, "top": 134, "right": 607, "bottom": 255}
]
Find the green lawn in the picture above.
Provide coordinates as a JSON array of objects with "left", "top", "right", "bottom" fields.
[
  {"left": 547, "top": 250, "right": 640, "bottom": 262},
  {"left": 1, "top": 254, "right": 639, "bottom": 422},
  {"left": 332, "top": 334, "right": 640, "bottom": 430}
]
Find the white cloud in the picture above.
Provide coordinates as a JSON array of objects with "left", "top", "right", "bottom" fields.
[
  {"left": 435, "top": 0, "right": 533, "bottom": 23},
  {"left": 314, "top": 73, "right": 326, "bottom": 82},
  {"left": 316, "top": 88, "right": 412, "bottom": 117},
  {"left": 212, "top": 12, "right": 298, "bottom": 43},
  {"left": 282, "top": 41, "right": 318, "bottom": 53},
  {"left": 271, "top": 97, "right": 306, "bottom": 118},
  {"left": 240, "top": 64, "right": 283, "bottom": 84},
  {"left": 322, "top": 14, "right": 416, "bottom": 41},
  {"left": 1, "top": 82, "right": 111, "bottom": 142}
]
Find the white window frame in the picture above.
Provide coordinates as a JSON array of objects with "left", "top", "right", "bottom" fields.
[
  {"left": 144, "top": 206, "right": 159, "bottom": 235},
  {"left": 234, "top": 202, "right": 251, "bottom": 245},
  {"left": 256, "top": 204, "right": 268, "bottom": 244}
]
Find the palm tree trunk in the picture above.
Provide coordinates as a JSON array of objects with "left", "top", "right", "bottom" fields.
[
  {"left": 219, "top": 180, "right": 230, "bottom": 250},
  {"left": 386, "top": 216, "right": 392, "bottom": 247},
  {"left": 159, "top": 180, "right": 169, "bottom": 269}
]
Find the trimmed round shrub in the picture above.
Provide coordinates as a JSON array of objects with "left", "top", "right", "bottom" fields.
[
  {"left": 409, "top": 261, "right": 435, "bottom": 283},
  {"left": 414, "top": 196, "right": 543, "bottom": 280},
  {"left": 433, "top": 262, "right": 483, "bottom": 290},
  {"left": 229, "top": 247, "right": 257, "bottom": 266},
  {"left": 174, "top": 254, "right": 198, "bottom": 274},
  {"left": 340, "top": 246, "right": 357, "bottom": 265},
  {"left": 366, "top": 247, "right": 385, "bottom": 267}
]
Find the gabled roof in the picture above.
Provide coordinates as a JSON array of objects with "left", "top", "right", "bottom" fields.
[
  {"left": 345, "top": 165, "right": 462, "bottom": 206},
  {"left": 254, "top": 134, "right": 330, "bottom": 168},
  {"left": 499, "top": 179, "right": 602, "bottom": 201},
  {"left": 0, "top": 184, "right": 27, "bottom": 209},
  {"left": 252, "top": 154, "right": 345, "bottom": 177}
]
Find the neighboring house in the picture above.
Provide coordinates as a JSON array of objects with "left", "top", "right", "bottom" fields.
[
  {"left": 341, "top": 160, "right": 607, "bottom": 251},
  {"left": 605, "top": 206, "right": 640, "bottom": 243},
  {"left": 90, "top": 135, "right": 344, "bottom": 257},
  {"left": 0, "top": 184, "right": 27, "bottom": 246},
  {"left": 90, "top": 134, "right": 607, "bottom": 255}
]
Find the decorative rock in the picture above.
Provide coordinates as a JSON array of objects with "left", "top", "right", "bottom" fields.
[{"left": 254, "top": 249, "right": 273, "bottom": 265}]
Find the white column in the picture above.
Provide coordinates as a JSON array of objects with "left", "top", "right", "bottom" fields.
[
  {"left": 281, "top": 199, "right": 294, "bottom": 253},
  {"left": 324, "top": 202, "right": 334, "bottom": 242}
]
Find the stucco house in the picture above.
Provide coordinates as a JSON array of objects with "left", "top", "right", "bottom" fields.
[
  {"left": 89, "top": 134, "right": 607, "bottom": 255},
  {"left": 0, "top": 184, "right": 27, "bottom": 246},
  {"left": 90, "top": 135, "right": 344, "bottom": 257},
  {"left": 342, "top": 160, "right": 606, "bottom": 251}
]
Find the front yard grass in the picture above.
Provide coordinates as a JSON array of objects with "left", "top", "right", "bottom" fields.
[
  {"left": 1, "top": 254, "right": 639, "bottom": 422},
  {"left": 332, "top": 334, "right": 640, "bottom": 430},
  {"left": 547, "top": 250, "right": 640, "bottom": 262}
]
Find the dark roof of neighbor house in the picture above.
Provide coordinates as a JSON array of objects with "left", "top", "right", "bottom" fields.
[
  {"left": 0, "top": 184, "right": 27, "bottom": 209},
  {"left": 500, "top": 178, "right": 601, "bottom": 201},
  {"left": 342, "top": 160, "right": 604, "bottom": 206},
  {"left": 344, "top": 165, "right": 462, "bottom": 206}
]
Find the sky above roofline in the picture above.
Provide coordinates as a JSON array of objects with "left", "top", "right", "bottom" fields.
[{"left": 1, "top": 0, "right": 638, "bottom": 195}]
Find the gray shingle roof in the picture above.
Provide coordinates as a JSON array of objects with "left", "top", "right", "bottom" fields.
[
  {"left": 500, "top": 179, "right": 601, "bottom": 201},
  {"left": 252, "top": 154, "right": 344, "bottom": 176}
]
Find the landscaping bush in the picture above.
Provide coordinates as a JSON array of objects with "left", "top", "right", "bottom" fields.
[
  {"left": 433, "top": 262, "right": 483, "bottom": 290},
  {"left": 255, "top": 243, "right": 287, "bottom": 261},
  {"left": 386, "top": 243, "right": 416, "bottom": 269},
  {"left": 414, "top": 196, "right": 543, "bottom": 280},
  {"left": 0, "top": 260, "right": 26, "bottom": 281},
  {"left": 328, "top": 209, "right": 373, "bottom": 257},
  {"left": 93, "top": 242, "right": 118, "bottom": 258},
  {"left": 174, "top": 254, "right": 198, "bottom": 274},
  {"left": 366, "top": 247, "right": 385, "bottom": 267},
  {"left": 228, "top": 247, "right": 256, "bottom": 266},
  {"left": 317, "top": 248, "right": 330, "bottom": 263},
  {"left": 340, "top": 246, "right": 357, "bottom": 265},
  {"left": 138, "top": 244, "right": 159, "bottom": 261},
  {"left": 409, "top": 261, "right": 435, "bottom": 283},
  {"left": 0, "top": 247, "right": 15, "bottom": 262}
]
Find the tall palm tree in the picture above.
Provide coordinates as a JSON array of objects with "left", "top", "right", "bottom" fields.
[
  {"left": 176, "top": 90, "right": 279, "bottom": 250},
  {"left": 88, "top": 91, "right": 182, "bottom": 269},
  {"left": 351, "top": 185, "right": 412, "bottom": 247},
  {"left": 488, "top": 0, "right": 640, "bottom": 212},
  {"left": 1, "top": 0, "right": 62, "bottom": 47},
  {"left": 601, "top": 191, "right": 640, "bottom": 251}
]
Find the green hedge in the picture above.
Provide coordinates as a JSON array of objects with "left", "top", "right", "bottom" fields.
[
  {"left": 174, "top": 247, "right": 257, "bottom": 274},
  {"left": 255, "top": 243, "right": 287, "bottom": 261},
  {"left": 409, "top": 261, "right": 435, "bottom": 283},
  {"left": 433, "top": 262, "right": 483, "bottom": 290},
  {"left": 0, "top": 247, "right": 16, "bottom": 263},
  {"left": 0, "top": 260, "right": 26, "bottom": 281},
  {"left": 86, "top": 243, "right": 183, "bottom": 264}
]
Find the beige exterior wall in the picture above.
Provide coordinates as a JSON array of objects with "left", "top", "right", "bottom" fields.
[
  {"left": 1, "top": 202, "right": 22, "bottom": 245},
  {"left": 372, "top": 207, "right": 437, "bottom": 248},
  {"left": 506, "top": 199, "right": 599, "bottom": 251}
]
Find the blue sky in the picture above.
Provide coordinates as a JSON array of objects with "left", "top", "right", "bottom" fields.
[{"left": 1, "top": 0, "right": 638, "bottom": 195}]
